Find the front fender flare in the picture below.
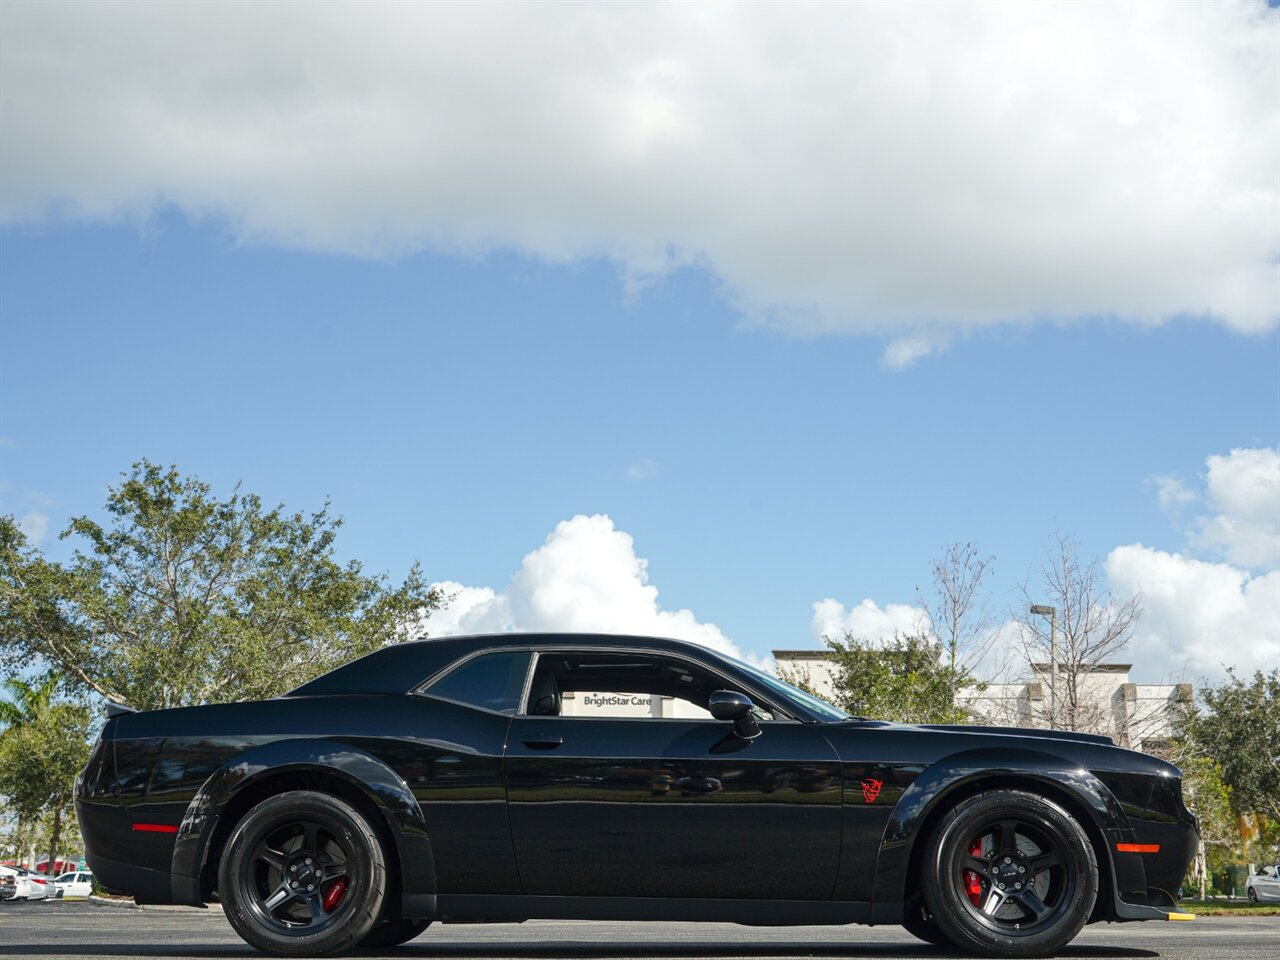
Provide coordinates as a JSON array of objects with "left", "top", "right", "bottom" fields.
[
  {"left": 871, "top": 748, "right": 1130, "bottom": 908},
  {"left": 170, "top": 738, "right": 435, "bottom": 915}
]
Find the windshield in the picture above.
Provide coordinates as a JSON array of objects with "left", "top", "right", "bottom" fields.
[{"left": 729, "top": 657, "right": 849, "bottom": 721}]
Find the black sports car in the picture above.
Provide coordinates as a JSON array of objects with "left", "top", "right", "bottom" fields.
[{"left": 76, "top": 633, "right": 1196, "bottom": 957}]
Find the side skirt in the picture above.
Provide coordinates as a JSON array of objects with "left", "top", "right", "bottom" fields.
[{"left": 432, "top": 895, "right": 897, "bottom": 926}]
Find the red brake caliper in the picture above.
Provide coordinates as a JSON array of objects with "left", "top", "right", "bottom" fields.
[
  {"left": 322, "top": 877, "right": 347, "bottom": 912},
  {"left": 964, "top": 839, "right": 984, "bottom": 907}
]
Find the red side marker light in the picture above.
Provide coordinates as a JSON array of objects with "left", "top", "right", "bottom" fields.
[
  {"left": 1116, "top": 843, "right": 1160, "bottom": 853},
  {"left": 132, "top": 823, "right": 179, "bottom": 834}
]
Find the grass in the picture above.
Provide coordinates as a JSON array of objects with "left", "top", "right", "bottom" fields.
[{"left": 1176, "top": 899, "right": 1280, "bottom": 916}]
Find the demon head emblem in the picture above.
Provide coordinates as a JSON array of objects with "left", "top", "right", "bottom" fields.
[{"left": 861, "top": 777, "right": 884, "bottom": 803}]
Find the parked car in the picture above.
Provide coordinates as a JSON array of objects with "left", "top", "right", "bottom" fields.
[
  {"left": 23, "top": 868, "right": 52, "bottom": 900},
  {"left": 53, "top": 871, "right": 94, "bottom": 899},
  {"left": 5, "top": 867, "right": 51, "bottom": 900},
  {"left": 2, "top": 866, "right": 31, "bottom": 900},
  {"left": 1246, "top": 864, "right": 1280, "bottom": 902},
  {"left": 0, "top": 869, "right": 16, "bottom": 901},
  {"left": 77, "top": 633, "right": 1199, "bottom": 958}
]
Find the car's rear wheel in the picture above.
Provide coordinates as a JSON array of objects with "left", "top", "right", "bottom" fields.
[
  {"left": 219, "top": 790, "right": 387, "bottom": 957},
  {"left": 922, "top": 789, "right": 1097, "bottom": 958},
  {"left": 358, "top": 917, "right": 432, "bottom": 948}
]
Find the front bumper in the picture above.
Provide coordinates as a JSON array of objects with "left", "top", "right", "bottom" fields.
[{"left": 1106, "top": 814, "right": 1198, "bottom": 922}]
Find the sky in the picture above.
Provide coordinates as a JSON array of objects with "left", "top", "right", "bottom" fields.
[{"left": 1, "top": 2, "right": 1277, "bottom": 686}]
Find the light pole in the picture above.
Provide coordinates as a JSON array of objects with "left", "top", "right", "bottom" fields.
[{"left": 1030, "top": 604, "right": 1057, "bottom": 730}]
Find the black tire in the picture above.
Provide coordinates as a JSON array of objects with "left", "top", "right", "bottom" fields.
[
  {"left": 357, "top": 918, "right": 431, "bottom": 948},
  {"left": 921, "top": 789, "right": 1097, "bottom": 958},
  {"left": 219, "top": 790, "right": 388, "bottom": 957},
  {"left": 902, "top": 899, "right": 956, "bottom": 949},
  {"left": 1247, "top": 887, "right": 1258, "bottom": 902}
]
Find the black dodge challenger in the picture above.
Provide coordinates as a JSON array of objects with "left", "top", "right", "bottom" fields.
[{"left": 76, "top": 633, "right": 1196, "bottom": 957}]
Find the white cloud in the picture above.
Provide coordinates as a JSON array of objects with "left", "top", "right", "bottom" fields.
[
  {"left": 880, "top": 333, "right": 951, "bottom": 372},
  {"left": 626, "top": 459, "right": 658, "bottom": 481},
  {"left": 1191, "top": 447, "right": 1280, "bottom": 569},
  {"left": 1105, "top": 544, "right": 1279, "bottom": 683},
  {"left": 425, "top": 514, "right": 758, "bottom": 665},
  {"left": 810, "top": 597, "right": 928, "bottom": 645},
  {"left": 1149, "top": 473, "right": 1196, "bottom": 516},
  {"left": 17, "top": 511, "right": 48, "bottom": 545},
  {"left": 1101, "top": 446, "right": 1280, "bottom": 682},
  {"left": 2, "top": 3, "right": 1276, "bottom": 363},
  {"left": 422, "top": 581, "right": 510, "bottom": 637}
]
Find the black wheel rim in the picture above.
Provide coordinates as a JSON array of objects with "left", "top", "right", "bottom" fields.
[
  {"left": 239, "top": 817, "right": 353, "bottom": 936},
  {"left": 955, "top": 816, "right": 1074, "bottom": 935}
]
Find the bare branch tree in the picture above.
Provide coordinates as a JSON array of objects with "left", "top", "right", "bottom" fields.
[
  {"left": 921, "top": 542, "right": 996, "bottom": 677},
  {"left": 1017, "top": 533, "right": 1143, "bottom": 733}
]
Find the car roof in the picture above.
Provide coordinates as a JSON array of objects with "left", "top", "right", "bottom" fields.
[{"left": 287, "top": 633, "right": 743, "bottom": 698}]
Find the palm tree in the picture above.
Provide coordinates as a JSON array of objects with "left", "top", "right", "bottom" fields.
[
  {"left": 0, "top": 674, "right": 70, "bottom": 874},
  {"left": 0, "top": 675, "right": 59, "bottom": 731}
]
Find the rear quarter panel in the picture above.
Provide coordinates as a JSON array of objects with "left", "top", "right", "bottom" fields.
[{"left": 102, "top": 693, "right": 519, "bottom": 899}]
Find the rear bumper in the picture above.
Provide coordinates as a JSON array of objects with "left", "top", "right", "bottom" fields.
[
  {"left": 84, "top": 852, "right": 177, "bottom": 904},
  {"left": 77, "top": 796, "right": 199, "bottom": 905}
]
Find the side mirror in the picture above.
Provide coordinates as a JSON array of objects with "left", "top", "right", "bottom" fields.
[{"left": 709, "top": 690, "right": 761, "bottom": 740}]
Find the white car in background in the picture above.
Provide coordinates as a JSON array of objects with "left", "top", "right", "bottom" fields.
[
  {"left": 1247, "top": 864, "right": 1280, "bottom": 902},
  {"left": 1, "top": 866, "right": 28, "bottom": 900},
  {"left": 16, "top": 868, "right": 52, "bottom": 900},
  {"left": 53, "top": 871, "right": 93, "bottom": 899},
  {"left": 0, "top": 866, "right": 50, "bottom": 900}
]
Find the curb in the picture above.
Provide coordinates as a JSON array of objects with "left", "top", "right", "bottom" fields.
[
  {"left": 86, "top": 895, "right": 139, "bottom": 909},
  {"left": 86, "top": 895, "right": 224, "bottom": 912},
  {"left": 142, "top": 902, "right": 224, "bottom": 913}
]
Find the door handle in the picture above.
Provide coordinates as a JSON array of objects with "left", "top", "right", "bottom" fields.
[{"left": 522, "top": 736, "right": 563, "bottom": 750}]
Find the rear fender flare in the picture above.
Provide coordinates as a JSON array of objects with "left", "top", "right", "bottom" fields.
[
  {"left": 871, "top": 748, "right": 1130, "bottom": 907},
  {"left": 172, "top": 738, "right": 434, "bottom": 910}
]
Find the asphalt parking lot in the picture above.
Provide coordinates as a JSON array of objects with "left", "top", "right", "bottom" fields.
[{"left": 0, "top": 899, "right": 1274, "bottom": 960}]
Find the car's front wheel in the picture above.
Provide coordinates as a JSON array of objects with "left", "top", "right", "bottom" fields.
[
  {"left": 922, "top": 789, "right": 1097, "bottom": 958},
  {"left": 1247, "top": 887, "right": 1258, "bottom": 902},
  {"left": 219, "top": 790, "right": 388, "bottom": 957}
]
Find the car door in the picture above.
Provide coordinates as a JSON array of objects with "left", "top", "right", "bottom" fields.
[
  {"left": 505, "top": 647, "right": 843, "bottom": 901},
  {"left": 1259, "top": 866, "right": 1280, "bottom": 902}
]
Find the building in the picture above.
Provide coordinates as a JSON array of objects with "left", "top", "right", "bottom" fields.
[{"left": 772, "top": 649, "right": 1191, "bottom": 752}]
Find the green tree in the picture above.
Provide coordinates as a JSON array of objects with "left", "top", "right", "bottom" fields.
[
  {"left": 1171, "top": 744, "right": 1236, "bottom": 899},
  {"left": 816, "top": 632, "right": 972, "bottom": 724},
  {"left": 1192, "top": 669, "right": 1280, "bottom": 824},
  {"left": 0, "top": 677, "right": 91, "bottom": 879},
  {"left": 0, "top": 460, "right": 444, "bottom": 710}
]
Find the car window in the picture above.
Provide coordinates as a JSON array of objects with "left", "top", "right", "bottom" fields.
[
  {"left": 523, "top": 651, "right": 775, "bottom": 721},
  {"left": 422, "top": 650, "right": 532, "bottom": 715}
]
